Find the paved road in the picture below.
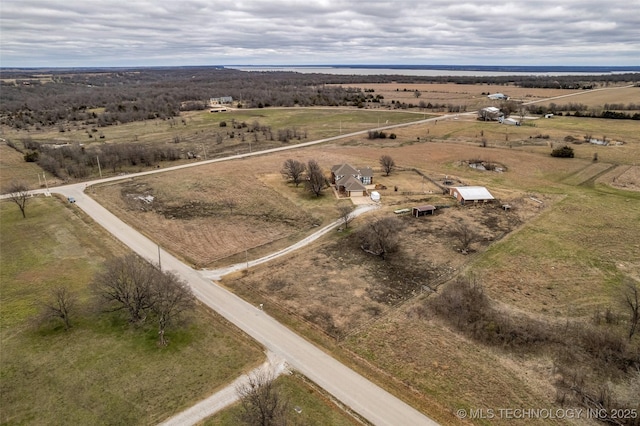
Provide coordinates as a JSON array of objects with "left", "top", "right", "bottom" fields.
[
  {"left": 3, "top": 113, "right": 446, "bottom": 424},
  {"left": 53, "top": 183, "right": 437, "bottom": 426}
]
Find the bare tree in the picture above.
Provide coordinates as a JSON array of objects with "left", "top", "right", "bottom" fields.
[
  {"left": 40, "top": 286, "right": 76, "bottom": 330},
  {"left": 281, "top": 159, "right": 306, "bottom": 187},
  {"left": 91, "top": 254, "right": 156, "bottom": 323},
  {"left": 8, "top": 180, "right": 30, "bottom": 219},
  {"left": 237, "top": 370, "right": 288, "bottom": 426},
  {"left": 150, "top": 271, "right": 195, "bottom": 346},
  {"left": 623, "top": 281, "right": 639, "bottom": 340},
  {"left": 359, "top": 216, "right": 402, "bottom": 260},
  {"left": 305, "top": 159, "right": 326, "bottom": 197},
  {"left": 337, "top": 204, "right": 355, "bottom": 229},
  {"left": 379, "top": 155, "right": 396, "bottom": 176},
  {"left": 450, "top": 222, "right": 480, "bottom": 253}
]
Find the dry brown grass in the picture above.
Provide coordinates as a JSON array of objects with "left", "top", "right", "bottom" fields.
[
  {"left": 0, "top": 142, "right": 56, "bottom": 192},
  {"left": 336, "top": 82, "right": 582, "bottom": 110},
  {"left": 12, "top": 83, "right": 631, "bottom": 423},
  {"left": 340, "top": 82, "right": 639, "bottom": 112},
  {"left": 86, "top": 110, "right": 640, "bottom": 422}
]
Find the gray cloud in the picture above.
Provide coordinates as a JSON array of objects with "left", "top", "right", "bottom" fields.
[{"left": 1, "top": 0, "right": 638, "bottom": 67}]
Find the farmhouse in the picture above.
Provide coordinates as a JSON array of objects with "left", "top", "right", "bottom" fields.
[
  {"left": 478, "top": 106, "right": 503, "bottom": 121},
  {"left": 331, "top": 163, "right": 374, "bottom": 197},
  {"left": 209, "top": 96, "right": 233, "bottom": 106},
  {"left": 336, "top": 175, "right": 367, "bottom": 197},
  {"left": 412, "top": 205, "right": 436, "bottom": 217},
  {"left": 450, "top": 186, "right": 495, "bottom": 204}
]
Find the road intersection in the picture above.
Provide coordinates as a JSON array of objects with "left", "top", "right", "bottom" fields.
[{"left": 13, "top": 115, "right": 447, "bottom": 425}]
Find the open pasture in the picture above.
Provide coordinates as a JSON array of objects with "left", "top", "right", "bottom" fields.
[
  {"left": 4, "top": 80, "right": 640, "bottom": 424},
  {"left": 0, "top": 196, "right": 264, "bottom": 425},
  {"left": 212, "top": 135, "right": 639, "bottom": 424},
  {"left": 1, "top": 108, "right": 423, "bottom": 151},
  {"left": 0, "top": 142, "right": 52, "bottom": 192},
  {"left": 341, "top": 82, "right": 639, "bottom": 112}
]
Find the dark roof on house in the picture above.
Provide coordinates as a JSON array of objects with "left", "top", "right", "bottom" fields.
[
  {"left": 358, "top": 167, "right": 373, "bottom": 178},
  {"left": 331, "top": 163, "right": 358, "bottom": 176},
  {"left": 337, "top": 175, "right": 366, "bottom": 192}
]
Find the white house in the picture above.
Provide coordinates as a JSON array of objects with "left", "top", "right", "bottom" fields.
[{"left": 209, "top": 96, "right": 233, "bottom": 106}]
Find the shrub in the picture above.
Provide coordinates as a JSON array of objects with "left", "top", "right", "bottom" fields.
[
  {"left": 23, "top": 151, "right": 39, "bottom": 162},
  {"left": 551, "top": 146, "right": 574, "bottom": 158}
]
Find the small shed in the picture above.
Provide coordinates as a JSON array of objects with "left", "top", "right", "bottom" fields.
[
  {"left": 412, "top": 205, "right": 436, "bottom": 217},
  {"left": 499, "top": 117, "right": 520, "bottom": 126},
  {"left": 450, "top": 186, "right": 495, "bottom": 204}
]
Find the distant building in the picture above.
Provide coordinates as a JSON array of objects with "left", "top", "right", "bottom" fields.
[
  {"left": 209, "top": 96, "right": 233, "bottom": 106},
  {"left": 488, "top": 93, "right": 509, "bottom": 100},
  {"left": 478, "top": 106, "right": 503, "bottom": 121}
]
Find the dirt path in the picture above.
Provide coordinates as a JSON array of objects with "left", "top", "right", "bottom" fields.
[{"left": 201, "top": 203, "right": 379, "bottom": 281}]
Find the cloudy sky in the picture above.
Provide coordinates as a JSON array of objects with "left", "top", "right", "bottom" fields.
[{"left": 1, "top": 0, "right": 639, "bottom": 68}]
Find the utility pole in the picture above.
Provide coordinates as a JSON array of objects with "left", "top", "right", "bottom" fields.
[
  {"left": 43, "top": 173, "right": 49, "bottom": 190},
  {"left": 158, "top": 244, "right": 162, "bottom": 271}
]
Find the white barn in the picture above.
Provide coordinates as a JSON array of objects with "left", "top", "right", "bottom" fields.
[{"left": 450, "top": 186, "right": 495, "bottom": 204}]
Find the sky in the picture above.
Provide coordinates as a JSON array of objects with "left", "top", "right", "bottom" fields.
[{"left": 1, "top": 0, "right": 639, "bottom": 68}]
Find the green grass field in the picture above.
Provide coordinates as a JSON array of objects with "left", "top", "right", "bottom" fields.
[{"left": 0, "top": 197, "right": 264, "bottom": 425}]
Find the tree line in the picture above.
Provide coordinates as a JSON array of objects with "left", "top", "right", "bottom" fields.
[{"left": 2, "top": 67, "right": 637, "bottom": 131}]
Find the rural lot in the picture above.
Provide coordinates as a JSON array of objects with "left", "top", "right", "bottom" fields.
[{"left": 1, "top": 69, "right": 639, "bottom": 425}]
